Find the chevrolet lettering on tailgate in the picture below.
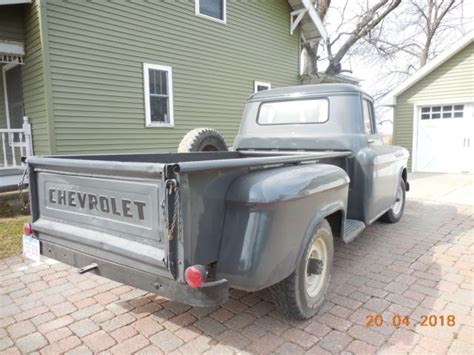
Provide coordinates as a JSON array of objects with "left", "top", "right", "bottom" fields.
[{"left": 48, "top": 188, "right": 146, "bottom": 220}]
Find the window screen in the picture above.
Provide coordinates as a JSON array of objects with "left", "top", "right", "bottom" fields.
[
  {"left": 199, "top": 0, "right": 224, "bottom": 21},
  {"left": 148, "top": 69, "right": 170, "bottom": 123},
  {"left": 258, "top": 99, "right": 329, "bottom": 125}
]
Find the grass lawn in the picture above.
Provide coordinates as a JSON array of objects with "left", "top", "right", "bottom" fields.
[{"left": 0, "top": 215, "right": 30, "bottom": 259}]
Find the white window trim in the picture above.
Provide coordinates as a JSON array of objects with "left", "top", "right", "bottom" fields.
[
  {"left": 143, "top": 63, "right": 174, "bottom": 128},
  {"left": 254, "top": 81, "right": 271, "bottom": 93},
  {"left": 195, "top": 0, "right": 227, "bottom": 24}
]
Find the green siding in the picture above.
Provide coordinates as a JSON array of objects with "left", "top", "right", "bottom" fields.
[
  {"left": 393, "top": 42, "right": 474, "bottom": 170},
  {"left": 0, "top": 5, "right": 24, "bottom": 42},
  {"left": 21, "top": 0, "right": 51, "bottom": 155},
  {"left": 43, "top": 0, "right": 300, "bottom": 154}
]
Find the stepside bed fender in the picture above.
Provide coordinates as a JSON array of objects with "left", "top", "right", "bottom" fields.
[{"left": 216, "top": 164, "right": 349, "bottom": 291}]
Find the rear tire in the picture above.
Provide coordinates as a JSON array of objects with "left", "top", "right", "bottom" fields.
[
  {"left": 270, "top": 219, "right": 334, "bottom": 320},
  {"left": 178, "top": 128, "right": 228, "bottom": 152},
  {"left": 380, "top": 179, "right": 406, "bottom": 223}
]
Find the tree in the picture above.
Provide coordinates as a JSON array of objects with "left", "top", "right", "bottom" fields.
[
  {"left": 302, "top": 0, "right": 402, "bottom": 75},
  {"left": 325, "top": 0, "right": 402, "bottom": 74},
  {"left": 366, "top": 0, "right": 466, "bottom": 69},
  {"left": 416, "top": 0, "right": 458, "bottom": 66}
]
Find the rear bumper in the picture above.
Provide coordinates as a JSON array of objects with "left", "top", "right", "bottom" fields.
[{"left": 41, "top": 240, "right": 229, "bottom": 307}]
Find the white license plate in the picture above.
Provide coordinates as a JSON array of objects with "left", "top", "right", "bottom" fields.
[{"left": 22, "top": 236, "right": 40, "bottom": 262}]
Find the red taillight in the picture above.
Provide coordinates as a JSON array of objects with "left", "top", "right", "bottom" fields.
[
  {"left": 184, "top": 265, "right": 207, "bottom": 288},
  {"left": 23, "top": 223, "right": 32, "bottom": 236}
]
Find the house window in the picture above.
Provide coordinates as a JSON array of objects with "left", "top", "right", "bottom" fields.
[
  {"left": 195, "top": 0, "right": 226, "bottom": 23},
  {"left": 143, "top": 63, "right": 174, "bottom": 127},
  {"left": 421, "top": 104, "right": 464, "bottom": 120},
  {"left": 254, "top": 81, "right": 271, "bottom": 93}
]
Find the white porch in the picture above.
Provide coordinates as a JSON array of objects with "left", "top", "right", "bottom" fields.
[{"left": 0, "top": 116, "right": 33, "bottom": 170}]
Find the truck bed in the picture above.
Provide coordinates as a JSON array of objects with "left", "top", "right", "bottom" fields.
[{"left": 27, "top": 150, "right": 351, "bottom": 305}]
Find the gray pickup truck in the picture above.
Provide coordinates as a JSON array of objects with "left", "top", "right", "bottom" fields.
[{"left": 25, "top": 84, "right": 409, "bottom": 319}]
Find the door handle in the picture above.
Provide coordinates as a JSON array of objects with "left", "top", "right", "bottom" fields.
[{"left": 368, "top": 139, "right": 375, "bottom": 144}]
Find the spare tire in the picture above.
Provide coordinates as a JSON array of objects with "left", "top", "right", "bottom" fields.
[{"left": 178, "top": 128, "right": 228, "bottom": 152}]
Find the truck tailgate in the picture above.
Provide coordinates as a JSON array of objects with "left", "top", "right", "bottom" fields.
[{"left": 29, "top": 158, "right": 172, "bottom": 278}]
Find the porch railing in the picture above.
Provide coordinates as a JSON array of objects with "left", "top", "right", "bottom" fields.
[{"left": 0, "top": 116, "right": 33, "bottom": 169}]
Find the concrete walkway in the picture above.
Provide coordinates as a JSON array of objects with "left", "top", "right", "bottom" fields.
[{"left": 408, "top": 173, "right": 474, "bottom": 206}]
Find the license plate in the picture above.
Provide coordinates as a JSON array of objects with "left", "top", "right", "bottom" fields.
[{"left": 23, "top": 236, "right": 40, "bottom": 262}]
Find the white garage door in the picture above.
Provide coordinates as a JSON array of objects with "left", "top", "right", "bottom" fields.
[{"left": 416, "top": 103, "right": 474, "bottom": 174}]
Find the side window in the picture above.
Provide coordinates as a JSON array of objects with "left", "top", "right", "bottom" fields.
[
  {"left": 362, "top": 99, "right": 374, "bottom": 134},
  {"left": 143, "top": 63, "right": 174, "bottom": 127}
]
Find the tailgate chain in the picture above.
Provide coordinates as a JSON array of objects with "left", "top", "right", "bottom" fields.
[
  {"left": 17, "top": 165, "right": 29, "bottom": 214},
  {"left": 166, "top": 179, "right": 180, "bottom": 240}
]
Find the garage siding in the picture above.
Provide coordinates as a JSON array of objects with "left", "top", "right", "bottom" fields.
[
  {"left": 393, "top": 42, "right": 474, "bottom": 170},
  {"left": 43, "top": 1, "right": 300, "bottom": 154}
]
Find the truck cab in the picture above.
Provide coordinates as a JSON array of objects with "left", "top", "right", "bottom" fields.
[{"left": 235, "top": 83, "right": 409, "bottom": 227}]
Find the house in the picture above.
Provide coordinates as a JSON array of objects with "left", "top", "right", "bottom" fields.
[
  {"left": 0, "top": 0, "right": 326, "bottom": 175},
  {"left": 388, "top": 34, "right": 474, "bottom": 174}
]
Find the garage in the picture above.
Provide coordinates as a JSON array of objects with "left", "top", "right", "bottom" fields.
[
  {"left": 415, "top": 103, "right": 473, "bottom": 173},
  {"left": 389, "top": 34, "right": 474, "bottom": 174}
]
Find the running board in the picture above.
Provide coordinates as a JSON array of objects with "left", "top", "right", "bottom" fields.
[{"left": 343, "top": 219, "right": 366, "bottom": 243}]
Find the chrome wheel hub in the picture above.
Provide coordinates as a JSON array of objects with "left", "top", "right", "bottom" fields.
[
  {"left": 392, "top": 183, "right": 404, "bottom": 215},
  {"left": 305, "top": 237, "right": 328, "bottom": 298}
]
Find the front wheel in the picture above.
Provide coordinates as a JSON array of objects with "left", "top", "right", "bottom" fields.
[
  {"left": 270, "top": 219, "right": 334, "bottom": 320},
  {"left": 380, "top": 179, "right": 406, "bottom": 223}
]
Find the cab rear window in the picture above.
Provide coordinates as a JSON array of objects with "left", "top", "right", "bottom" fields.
[{"left": 257, "top": 98, "right": 329, "bottom": 125}]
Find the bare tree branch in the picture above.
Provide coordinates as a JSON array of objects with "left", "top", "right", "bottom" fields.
[{"left": 325, "top": 0, "right": 402, "bottom": 74}]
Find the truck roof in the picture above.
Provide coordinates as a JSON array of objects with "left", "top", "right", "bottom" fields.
[{"left": 249, "top": 83, "right": 370, "bottom": 101}]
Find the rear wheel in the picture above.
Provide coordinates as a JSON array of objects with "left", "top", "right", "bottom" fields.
[
  {"left": 380, "top": 179, "right": 406, "bottom": 223},
  {"left": 270, "top": 219, "right": 334, "bottom": 320},
  {"left": 178, "top": 128, "right": 228, "bottom": 152}
]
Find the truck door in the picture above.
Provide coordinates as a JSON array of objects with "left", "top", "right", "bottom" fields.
[{"left": 362, "top": 98, "right": 397, "bottom": 222}]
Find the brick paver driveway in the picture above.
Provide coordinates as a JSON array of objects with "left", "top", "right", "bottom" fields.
[{"left": 1, "top": 173, "right": 473, "bottom": 354}]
